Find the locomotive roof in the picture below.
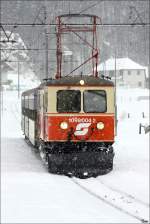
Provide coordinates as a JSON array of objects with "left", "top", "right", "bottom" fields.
[
  {"left": 41, "top": 75, "right": 114, "bottom": 87},
  {"left": 57, "top": 14, "right": 100, "bottom": 19},
  {"left": 22, "top": 75, "right": 114, "bottom": 95}
]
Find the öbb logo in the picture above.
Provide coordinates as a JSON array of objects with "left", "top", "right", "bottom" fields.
[{"left": 74, "top": 123, "right": 91, "bottom": 136}]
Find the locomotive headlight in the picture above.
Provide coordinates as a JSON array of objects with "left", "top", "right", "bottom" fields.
[
  {"left": 97, "top": 122, "right": 104, "bottom": 130},
  {"left": 80, "top": 80, "right": 85, "bottom": 85},
  {"left": 60, "top": 121, "right": 68, "bottom": 129}
]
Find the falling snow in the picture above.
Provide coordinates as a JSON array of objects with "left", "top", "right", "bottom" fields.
[{"left": 1, "top": 88, "right": 149, "bottom": 223}]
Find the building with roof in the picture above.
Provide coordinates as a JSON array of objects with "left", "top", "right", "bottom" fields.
[{"left": 98, "top": 58, "right": 148, "bottom": 88}]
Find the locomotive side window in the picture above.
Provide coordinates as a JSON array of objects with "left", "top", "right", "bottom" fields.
[
  {"left": 44, "top": 92, "right": 48, "bottom": 112},
  {"left": 22, "top": 93, "right": 37, "bottom": 121},
  {"left": 57, "top": 90, "right": 81, "bottom": 112},
  {"left": 37, "top": 93, "right": 40, "bottom": 110},
  {"left": 29, "top": 94, "right": 35, "bottom": 110},
  {"left": 40, "top": 93, "right": 44, "bottom": 108},
  {"left": 83, "top": 90, "right": 107, "bottom": 113}
]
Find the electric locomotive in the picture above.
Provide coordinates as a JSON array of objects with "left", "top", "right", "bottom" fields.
[
  {"left": 21, "top": 75, "right": 116, "bottom": 177},
  {"left": 21, "top": 14, "right": 116, "bottom": 178}
]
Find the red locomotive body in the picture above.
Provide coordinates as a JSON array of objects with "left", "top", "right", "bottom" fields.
[{"left": 45, "top": 114, "right": 114, "bottom": 142}]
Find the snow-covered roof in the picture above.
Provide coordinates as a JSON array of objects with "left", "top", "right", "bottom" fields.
[{"left": 98, "top": 58, "right": 148, "bottom": 76}]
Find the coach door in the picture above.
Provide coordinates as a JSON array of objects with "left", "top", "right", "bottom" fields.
[{"left": 38, "top": 90, "right": 44, "bottom": 140}]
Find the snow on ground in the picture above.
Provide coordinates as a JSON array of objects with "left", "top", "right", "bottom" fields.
[
  {"left": 1, "top": 89, "right": 149, "bottom": 223},
  {"left": 99, "top": 88, "right": 149, "bottom": 204}
]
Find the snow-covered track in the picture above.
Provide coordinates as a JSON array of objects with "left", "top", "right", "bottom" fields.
[
  {"left": 96, "top": 179, "right": 149, "bottom": 207},
  {"left": 71, "top": 178, "right": 149, "bottom": 223}
]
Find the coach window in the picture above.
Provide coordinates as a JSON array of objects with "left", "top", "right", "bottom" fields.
[
  {"left": 22, "top": 96, "right": 25, "bottom": 108},
  {"left": 25, "top": 96, "right": 28, "bottom": 108},
  {"left": 83, "top": 90, "right": 107, "bottom": 113},
  {"left": 57, "top": 90, "right": 81, "bottom": 112},
  {"left": 29, "top": 94, "right": 34, "bottom": 110},
  {"left": 21, "top": 96, "right": 25, "bottom": 114}
]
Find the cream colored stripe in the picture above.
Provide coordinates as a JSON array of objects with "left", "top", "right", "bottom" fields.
[{"left": 45, "top": 113, "right": 114, "bottom": 117}]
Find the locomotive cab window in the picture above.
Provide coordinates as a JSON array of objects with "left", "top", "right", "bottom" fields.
[
  {"left": 57, "top": 90, "right": 81, "bottom": 112},
  {"left": 83, "top": 90, "right": 107, "bottom": 113}
]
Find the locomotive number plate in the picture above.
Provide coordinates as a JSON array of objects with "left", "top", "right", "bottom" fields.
[{"left": 69, "top": 117, "right": 96, "bottom": 123}]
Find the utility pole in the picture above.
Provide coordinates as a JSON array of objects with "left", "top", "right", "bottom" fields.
[
  {"left": 44, "top": 6, "right": 49, "bottom": 79},
  {"left": 18, "top": 60, "right": 20, "bottom": 98},
  {"left": 32, "top": 5, "right": 49, "bottom": 79},
  {"left": 114, "top": 48, "right": 117, "bottom": 97},
  {"left": 17, "top": 49, "right": 20, "bottom": 98}
]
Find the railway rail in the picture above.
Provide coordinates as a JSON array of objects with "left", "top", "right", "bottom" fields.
[
  {"left": 71, "top": 178, "right": 149, "bottom": 223},
  {"left": 97, "top": 179, "right": 149, "bottom": 207}
]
